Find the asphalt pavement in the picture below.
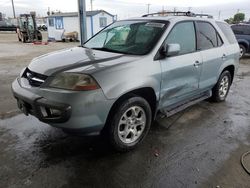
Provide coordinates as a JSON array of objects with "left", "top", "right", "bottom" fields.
[{"left": 0, "top": 32, "right": 249, "bottom": 188}]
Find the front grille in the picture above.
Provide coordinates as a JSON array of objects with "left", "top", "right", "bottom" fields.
[{"left": 23, "top": 68, "right": 48, "bottom": 87}]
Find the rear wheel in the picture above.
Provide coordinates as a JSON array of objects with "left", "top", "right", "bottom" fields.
[
  {"left": 37, "top": 31, "right": 42, "bottom": 41},
  {"left": 21, "top": 35, "right": 27, "bottom": 43},
  {"left": 239, "top": 44, "right": 246, "bottom": 58},
  {"left": 108, "top": 96, "right": 152, "bottom": 151},
  {"left": 210, "top": 71, "right": 232, "bottom": 102}
]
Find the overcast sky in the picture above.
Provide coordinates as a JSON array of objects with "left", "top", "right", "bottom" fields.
[{"left": 1, "top": 0, "right": 250, "bottom": 20}]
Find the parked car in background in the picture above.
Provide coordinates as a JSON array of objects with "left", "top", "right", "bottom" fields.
[
  {"left": 12, "top": 12, "right": 239, "bottom": 151},
  {"left": 231, "top": 24, "right": 250, "bottom": 58},
  {"left": 0, "top": 21, "right": 17, "bottom": 31}
]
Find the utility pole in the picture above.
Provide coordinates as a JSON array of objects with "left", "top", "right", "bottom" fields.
[
  {"left": 146, "top": 4, "right": 150, "bottom": 14},
  {"left": 78, "top": 0, "right": 87, "bottom": 45},
  {"left": 11, "top": 0, "right": 16, "bottom": 18},
  {"left": 218, "top": 10, "right": 221, "bottom": 20},
  {"left": 90, "top": 0, "right": 93, "bottom": 11},
  {"left": 237, "top": 9, "right": 240, "bottom": 13}
]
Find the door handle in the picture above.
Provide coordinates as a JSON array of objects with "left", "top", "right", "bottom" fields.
[
  {"left": 222, "top": 54, "right": 227, "bottom": 60},
  {"left": 194, "top": 61, "right": 203, "bottom": 67}
]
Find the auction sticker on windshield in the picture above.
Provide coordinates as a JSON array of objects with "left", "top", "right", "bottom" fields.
[{"left": 145, "top": 22, "right": 165, "bottom": 28}]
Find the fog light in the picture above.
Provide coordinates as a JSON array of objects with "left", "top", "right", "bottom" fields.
[
  {"left": 40, "top": 106, "right": 48, "bottom": 117},
  {"left": 50, "top": 108, "right": 62, "bottom": 116}
]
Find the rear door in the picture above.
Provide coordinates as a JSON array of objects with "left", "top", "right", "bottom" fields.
[
  {"left": 195, "top": 21, "right": 226, "bottom": 90},
  {"left": 159, "top": 21, "right": 202, "bottom": 108}
]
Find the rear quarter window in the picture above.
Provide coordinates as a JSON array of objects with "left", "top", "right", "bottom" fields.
[
  {"left": 216, "top": 22, "right": 237, "bottom": 44},
  {"left": 196, "top": 22, "right": 219, "bottom": 50}
]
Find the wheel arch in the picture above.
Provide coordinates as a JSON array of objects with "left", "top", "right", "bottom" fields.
[
  {"left": 221, "top": 65, "right": 235, "bottom": 84},
  {"left": 103, "top": 87, "right": 158, "bottom": 132},
  {"left": 238, "top": 40, "right": 249, "bottom": 52}
]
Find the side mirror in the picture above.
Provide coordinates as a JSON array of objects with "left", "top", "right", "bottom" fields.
[{"left": 162, "top": 43, "right": 180, "bottom": 57}]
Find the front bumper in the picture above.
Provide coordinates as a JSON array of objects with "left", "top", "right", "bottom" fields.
[{"left": 11, "top": 78, "right": 115, "bottom": 134}]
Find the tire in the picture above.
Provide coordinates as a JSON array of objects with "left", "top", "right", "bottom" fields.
[
  {"left": 210, "top": 70, "right": 232, "bottom": 102},
  {"left": 108, "top": 96, "right": 152, "bottom": 152},
  {"left": 22, "top": 35, "right": 26, "bottom": 43},
  {"left": 37, "top": 35, "right": 42, "bottom": 41},
  {"left": 239, "top": 44, "right": 246, "bottom": 58}
]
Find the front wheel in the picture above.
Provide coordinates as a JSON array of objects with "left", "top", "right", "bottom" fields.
[
  {"left": 108, "top": 96, "right": 152, "bottom": 151},
  {"left": 210, "top": 70, "right": 232, "bottom": 102}
]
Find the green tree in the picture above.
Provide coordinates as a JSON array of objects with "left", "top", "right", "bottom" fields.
[
  {"left": 224, "top": 17, "right": 234, "bottom": 24},
  {"left": 233, "top": 13, "right": 245, "bottom": 23}
]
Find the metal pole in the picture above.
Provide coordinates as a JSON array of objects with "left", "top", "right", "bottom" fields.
[
  {"left": 11, "top": 0, "right": 16, "bottom": 18},
  {"left": 218, "top": 10, "right": 221, "bottom": 20},
  {"left": 78, "top": 0, "right": 87, "bottom": 45},
  {"left": 90, "top": 0, "right": 93, "bottom": 11},
  {"left": 147, "top": 4, "right": 150, "bottom": 14}
]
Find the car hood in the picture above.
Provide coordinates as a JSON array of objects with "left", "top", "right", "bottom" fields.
[{"left": 28, "top": 47, "right": 139, "bottom": 76}]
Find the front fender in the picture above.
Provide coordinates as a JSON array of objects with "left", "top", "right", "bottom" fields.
[{"left": 93, "top": 57, "right": 162, "bottom": 101}]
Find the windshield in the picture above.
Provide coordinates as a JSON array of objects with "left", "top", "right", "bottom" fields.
[
  {"left": 84, "top": 20, "right": 168, "bottom": 55},
  {"left": 19, "top": 16, "right": 34, "bottom": 31}
]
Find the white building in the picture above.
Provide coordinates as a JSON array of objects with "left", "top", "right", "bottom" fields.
[{"left": 46, "top": 10, "right": 115, "bottom": 41}]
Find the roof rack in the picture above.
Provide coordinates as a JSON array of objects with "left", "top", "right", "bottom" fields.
[
  {"left": 142, "top": 11, "right": 213, "bottom": 19},
  {"left": 195, "top": 14, "right": 213, "bottom": 18}
]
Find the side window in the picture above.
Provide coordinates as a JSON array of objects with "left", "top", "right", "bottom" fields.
[
  {"left": 217, "top": 22, "right": 237, "bottom": 44},
  {"left": 232, "top": 25, "right": 243, "bottom": 34},
  {"left": 244, "top": 26, "right": 250, "bottom": 35},
  {"left": 48, "top": 18, "right": 54, "bottom": 27},
  {"left": 196, "top": 22, "right": 218, "bottom": 50},
  {"left": 166, "top": 22, "right": 196, "bottom": 55},
  {"left": 99, "top": 17, "right": 107, "bottom": 27}
]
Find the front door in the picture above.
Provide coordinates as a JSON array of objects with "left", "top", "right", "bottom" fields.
[{"left": 159, "top": 21, "right": 202, "bottom": 108}]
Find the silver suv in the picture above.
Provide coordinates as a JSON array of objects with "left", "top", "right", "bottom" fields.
[{"left": 12, "top": 12, "right": 240, "bottom": 151}]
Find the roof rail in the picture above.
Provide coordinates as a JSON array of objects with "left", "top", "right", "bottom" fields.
[
  {"left": 195, "top": 14, "right": 213, "bottom": 18},
  {"left": 142, "top": 11, "right": 213, "bottom": 18}
]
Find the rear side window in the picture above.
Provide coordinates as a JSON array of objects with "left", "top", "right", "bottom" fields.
[
  {"left": 216, "top": 22, "right": 237, "bottom": 44},
  {"left": 166, "top": 21, "right": 196, "bottom": 55},
  {"left": 231, "top": 25, "right": 250, "bottom": 35},
  {"left": 196, "top": 22, "right": 220, "bottom": 50}
]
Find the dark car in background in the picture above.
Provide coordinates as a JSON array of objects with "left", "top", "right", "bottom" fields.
[
  {"left": 231, "top": 24, "right": 250, "bottom": 58},
  {"left": 0, "top": 21, "right": 17, "bottom": 31}
]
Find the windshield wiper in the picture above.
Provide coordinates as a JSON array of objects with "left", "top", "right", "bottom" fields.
[{"left": 91, "top": 47, "right": 124, "bottom": 54}]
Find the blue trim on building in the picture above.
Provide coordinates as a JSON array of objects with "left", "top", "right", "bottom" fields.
[{"left": 90, "top": 16, "right": 94, "bottom": 36}]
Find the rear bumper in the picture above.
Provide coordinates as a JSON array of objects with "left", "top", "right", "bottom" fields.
[{"left": 11, "top": 78, "right": 115, "bottom": 134}]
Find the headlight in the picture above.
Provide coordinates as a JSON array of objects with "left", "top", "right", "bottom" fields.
[{"left": 48, "top": 73, "right": 100, "bottom": 91}]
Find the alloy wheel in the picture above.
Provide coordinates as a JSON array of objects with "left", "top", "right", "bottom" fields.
[{"left": 118, "top": 106, "right": 146, "bottom": 144}]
